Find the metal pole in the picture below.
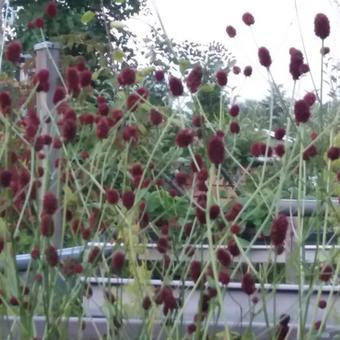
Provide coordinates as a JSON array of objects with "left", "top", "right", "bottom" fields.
[{"left": 34, "top": 41, "right": 62, "bottom": 248}]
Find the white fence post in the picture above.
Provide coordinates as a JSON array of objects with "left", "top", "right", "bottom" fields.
[
  {"left": 285, "top": 216, "right": 299, "bottom": 283},
  {"left": 34, "top": 41, "right": 62, "bottom": 248}
]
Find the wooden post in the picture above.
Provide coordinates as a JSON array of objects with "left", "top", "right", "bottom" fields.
[{"left": 34, "top": 41, "right": 62, "bottom": 248}]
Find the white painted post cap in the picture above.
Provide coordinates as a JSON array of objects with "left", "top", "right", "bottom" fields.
[{"left": 33, "top": 41, "right": 60, "bottom": 51}]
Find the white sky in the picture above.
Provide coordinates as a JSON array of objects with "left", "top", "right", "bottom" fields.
[{"left": 128, "top": 0, "right": 340, "bottom": 100}]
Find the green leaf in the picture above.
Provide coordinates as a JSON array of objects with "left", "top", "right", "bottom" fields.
[
  {"left": 199, "top": 83, "right": 215, "bottom": 93},
  {"left": 241, "top": 329, "right": 256, "bottom": 340},
  {"left": 63, "top": 186, "right": 78, "bottom": 207},
  {"left": 115, "top": 0, "right": 126, "bottom": 3},
  {"left": 81, "top": 11, "right": 96, "bottom": 25},
  {"left": 112, "top": 49, "right": 124, "bottom": 62},
  {"left": 237, "top": 237, "right": 250, "bottom": 248},
  {"left": 110, "top": 21, "right": 126, "bottom": 30},
  {"left": 179, "top": 58, "right": 191, "bottom": 74}
]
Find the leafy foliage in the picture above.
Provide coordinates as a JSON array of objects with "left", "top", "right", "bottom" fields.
[{"left": 11, "top": 0, "right": 146, "bottom": 64}]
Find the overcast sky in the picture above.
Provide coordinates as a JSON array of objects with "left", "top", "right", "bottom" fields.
[{"left": 129, "top": 0, "right": 340, "bottom": 100}]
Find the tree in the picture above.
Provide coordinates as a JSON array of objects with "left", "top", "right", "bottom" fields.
[{"left": 9, "top": 0, "right": 146, "bottom": 66}]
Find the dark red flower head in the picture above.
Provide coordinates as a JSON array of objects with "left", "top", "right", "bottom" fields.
[
  {"left": 192, "top": 114, "right": 203, "bottom": 127},
  {"left": 154, "top": 69, "right": 165, "bottom": 82},
  {"left": 118, "top": 67, "right": 136, "bottom": 86},
  {"left": 142, "top": 296, "right": 152, "bottom": 310},
  {"left": 80, "top": 69, "right": 92, "bottom": 87},
  {"left": 96, "top": 96, "right": 106, "bottom": 104},
  {"left": 87, "top": 247, "right": 101, "bottom": 263},
  {"left": 149, "top": 109, "right": 163, "bottom": 126},
  {"left": 243, "top": 66, "right": 253, "bottom": 77},
  {"left": 229, "top": 104, "right": 240, "bottom": 117},
  {"left": 258, "top": 47, "right": 272, "bottom": 68},
  {"left": 274, "top": 128, "right": 285, "bottom": 140},
  {"left": 314, "top": 13, "right": 330, "bottom": 40},
  {"left": 169, "top": 76, "right": 184, "bottom": 96},
  {"left": 274, "top": 144, "right": 285, "bottom": 157},
  {"left": 225, "top": 202, "right": 243, "bottom": 221},
  {"left": 215, "top": 70, "right": 227, "bottom": 86},
  {"left": 27, "top": 21, "right": 34, "bottom": 30},
  {"left": 186, "top": 66, "right": 202, "bottom": 93},
  {"left": 157, "top": 237, "right": 168, "bottom": 254},
  {"left": 226, "top": 25, "right": 237, "bottom": 37},
  {"left": 242, "top": 12, "right": 255, "bottom": 26},
  {"left": 319, "top": 264, "right": 333, "bottom": 282},
  {"left": 217, "top": 248, "right": 232, "bottom": 267},
  {"left": 303, "top": 145, "right": 317, "bottom": 161},
  {"left": 43, "top": 192, "right": 58, "bottom": 215},
  {"left": 318, "top": 299, "right": 327, "bottom": 309},
  {"left": 40, "top": 214, "right": 54, "bottom": 237},
  {"left": 111, "top": 109, "right": 123, "bottom": 126},
  {"left": 299, "top": 63, "right": 309, "bottom": 74},
  {"left": 175, "top": 128, "right": 194, "bottom": 147},
  {"left": 294, "top": 99, "right": 311, "bottom": 123},
  {"left": 303, "top": 92, "right": 316, "bottom": 106},
  {"left": 233, "top": 66, "right": 241, "bottom": 74},
  {"left": 5, "top": 41, "right": 22, "bottom": 63},
  {"left": 66, "top": 67, "right": 80, "bottom": 93},
  {"left": 125, "top": 93, "right": 139, "bottom": 112},
  {"left": 98, "top": 103, "right": 110, "bottom": 116},
  {"left": 321, "top": 46, "right": 330, "bottom": 55},
  {"left": 53, "top": 87, "right": 66, "bottom": 105},
  {"left": 0, "top": 92, "right": 11, "bottom": 114},
  {"left": 209, "top": 205, "right": 220, "bottom": 220},
  {"left": 227, "top": 240, "right": 240, "bottom": 257},
  {"left": 175, "top": 172, "right": 188, "bottom": 187},
  {"left": 241, "top": 272, "right": 256, "bottom": 295},
  {"left": 122, "top": 190, "right": 135, "bottom": 209},
  {"left": 35, "top": 17, "right": 45, "bottom": 28},
  {"left": 289, "top": 48, "right": 305, "bottom": 80},
  {"left": 112, "top": 250, "right": 125, "bottom": 270},
  {"left": 270, "top": 214, "right": 289, "bottom": 247},
  {"left": 190, "top": 154, "right": 203, "bottom": 173},
  {"left": 96, "top": 117, "right": 110, "bottom": 139},
  {"left": 62, "top": 258, "right": 83, "bottom": 276},
  {"left": 130, "top": 163, "right": 143, "bottom": 177},
  {"left": 218, "top": 271, "right": 230, "bottom": 285},
  {"left": 45, "top": 1, "right": 57, "bottom": 18},
  {"left": 0, "top": 238, "right": 4, "bottom": 253},
  {"left": 230, "top": 121, "right": 240, "bottom": 134},
  {"left": 35, "top": 68, "right": 49, "bottom": 82},
  {"left": 327, "top": 146, "right": 340, "bottom": 160},
  {"left": 34, "top": 69, "right": 50, "bottom": 92},
  {"left": 0, "top": 170, "right": 12, "bottom": 187},
  {"left": 45, "top": 245, "right": 58, "bottom": 267},
  {"left": 123, "top": 125, "right": 139, "bottom": 143},
  {"left": 62, "top": 119, "right": 77, "bottom": 141},
  {"left": 207, "top": 134, "right": 225, "bottom": 165},
  {"left": 106, "top": 189, "right": 119, "bottom": 204},
  {"left": 75, "top": 57, "right": 86, "bottom": 71},
  {"left": 190, "top": 260, "right": 201, "bottom": 282}
]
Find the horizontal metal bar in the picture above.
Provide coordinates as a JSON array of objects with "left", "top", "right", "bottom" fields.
[
  {"left": 278, "top": 198, "right": 339, "bottom": 216},
  {"left": 84, "top": 277, "right": 340, "bottom": 293},
  {"left": 14, "top": 242, "right": 340, "bottom": 271}
]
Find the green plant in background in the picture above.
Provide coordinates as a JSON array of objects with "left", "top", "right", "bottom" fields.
[{"left": 10, "top": 0, "right": 146, "bottom": 67}]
